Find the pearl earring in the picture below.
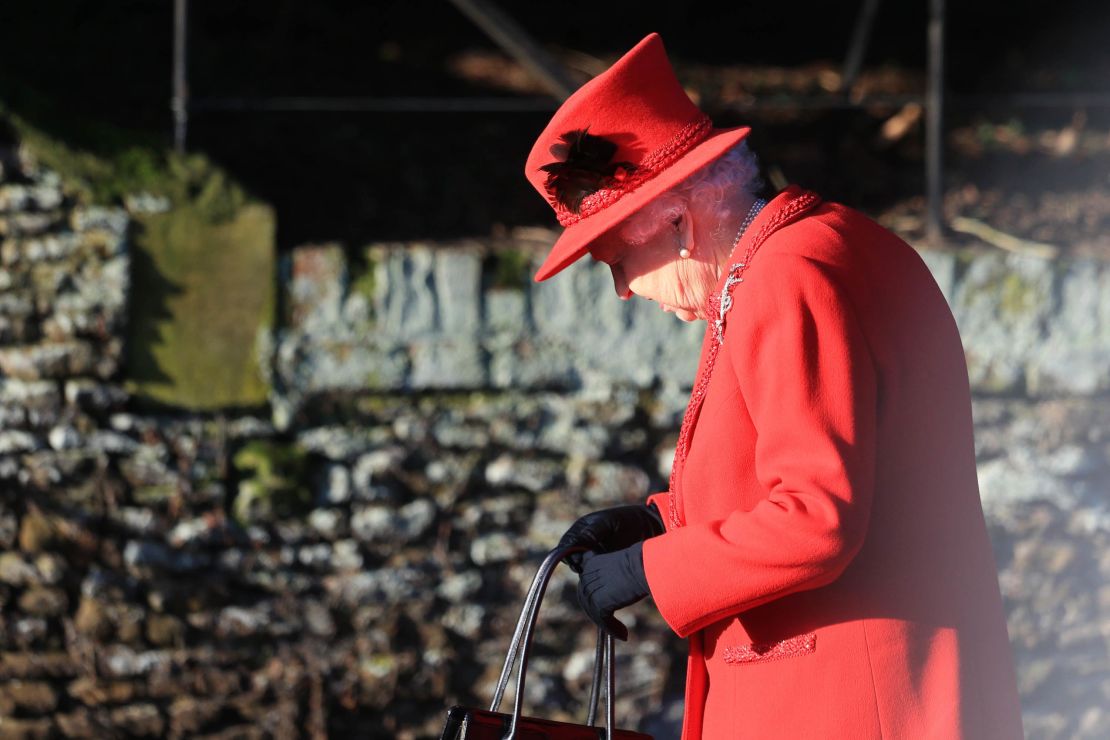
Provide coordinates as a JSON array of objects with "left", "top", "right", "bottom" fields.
[{"left": 678, "top": 247, "right": 691, "bottom": 259}]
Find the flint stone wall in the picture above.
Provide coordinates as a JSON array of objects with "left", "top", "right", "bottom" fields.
[{"left": 0, "top": 141, "right": 1108, "bottom": 738}]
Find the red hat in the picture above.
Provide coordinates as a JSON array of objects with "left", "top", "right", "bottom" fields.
[{"left": 525, "top": 32, "right": 752, "bottom": 282}]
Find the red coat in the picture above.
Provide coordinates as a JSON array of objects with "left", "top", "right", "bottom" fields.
[{"left": 641, "top": 184, "right": 1024, "bottom": 738}]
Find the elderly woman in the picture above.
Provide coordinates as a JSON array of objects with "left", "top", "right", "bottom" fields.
[{"left": 524, "top": 33, "right": 1024, "bottom": 739}]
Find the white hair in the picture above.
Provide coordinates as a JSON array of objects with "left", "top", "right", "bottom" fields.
[{"left": 617, "top": 140, "right": 765, "bottom": 247}]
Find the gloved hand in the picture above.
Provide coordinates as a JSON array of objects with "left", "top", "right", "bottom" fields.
[
  {"left": 576, "top": 542, "right": 651, "bottom": 641},
  {"left": 557, "top": 503, "right": 665, "bottom": 574}
]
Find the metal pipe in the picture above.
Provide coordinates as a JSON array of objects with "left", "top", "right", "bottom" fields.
[
  {"left": 842, "top": 0, "right": 882, "bottom": 95},
  {"left": 948, "top": 91, "right": 1110, "bottom": 108},
  {"left": 186, "top": 90, "right": 1110, "bottom": 115},
  {"left": 926, "top": 0, "right": 946, "bottom": 248},
  {"left": 445, "top": 0, "right": 578, "bottom": 101},
  {"left": 172, "top": 0, "right": 189, "bottom": 152},
  {"left": 188, "top": 96, "right": 561, "bottom": 113}
]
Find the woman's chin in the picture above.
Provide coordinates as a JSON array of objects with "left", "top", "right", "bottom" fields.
[
  {"left": 664, "top": 305, "right": 698, "bottom": 322},
  {"left": 658, "top": 302, "right": 698, "bottom": 322}
]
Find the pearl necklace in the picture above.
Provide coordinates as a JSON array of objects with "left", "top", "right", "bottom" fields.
[
  {"left": 713, "top": 197, "right": 767, "bottom": 344},
  {"left": 729, "top": 197, "right": 768, "bottom": 251}
]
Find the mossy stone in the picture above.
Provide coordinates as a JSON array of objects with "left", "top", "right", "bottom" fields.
[
  {"left": 124, "top": 200, "right": 275, "bottom": 410},
  {"left": 3, "top": 101, "right": 275, "bottom": 411},
  {"left": 231, "top": 440, "right": 312, "bottom": 524},
  {"left": 132, "top": 484, "right": 177, "bottom": 506}
]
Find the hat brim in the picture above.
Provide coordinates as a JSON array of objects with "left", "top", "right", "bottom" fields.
[{"left": 532, "top": 124, "right": 753, "bottom": 282}]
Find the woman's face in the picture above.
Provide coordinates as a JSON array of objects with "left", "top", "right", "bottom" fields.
[{"left": 588, "top": 214, "right": 721, "bottom": 322}]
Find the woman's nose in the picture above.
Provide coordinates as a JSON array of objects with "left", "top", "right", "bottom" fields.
[{"left": 610, "top": 264, "right": 631, "bottom": 300}]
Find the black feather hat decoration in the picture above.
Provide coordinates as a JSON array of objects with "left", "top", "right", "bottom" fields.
[{"left": 539, "top": 127, "right": 638, "bottom": 214}]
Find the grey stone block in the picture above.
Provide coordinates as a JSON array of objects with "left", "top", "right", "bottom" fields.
[
  {"left": 951, "top": 251, "right": 1055, "bottom": 393},
  {"left": 273, "top": 332, "right": 409, "bottom": 394},
  {"left": 434, "top": 248, "right": 481, "bottom": 335},
  {"left": 70, "top": 205, "right": 130, "bottom": 237},
  {"left": 17, "top": 231, "right": 83, "bottom": 262},
  {"left": 285, "top": 243, "right": 348, "bottom": 333},
  {"left": 1028, "top": 259, "right": 1110, "bottom": 395},
  {"left": 0, "top": 341, "right": 97, "bottom": 380},
  {"left": 484, "top": 453, "right": 563, "bottom": 492},
  {"left": 530, "top": 268, "right": 579, "bottom": 337},
  {"left": 916, "top": 247, "right": 958, "bottom": 306},
  {"left": 484, "top": 288, "right": 527, "bottom": 337},
  {"left": 376, "top": 246, "right": 437, "bottom": 337},
  {"left": 410, "top": 336, "right": 487, "bottom": 389},
  {"left": 487, "top": 336, "right": 578, "bottom": 390}
]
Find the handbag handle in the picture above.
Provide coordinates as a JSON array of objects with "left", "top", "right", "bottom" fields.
[
  {"left": 489, "top": 545, "right": 616, "bottom": 740},
  {"left": 491, "top": 546, "right": 603, "bottom": 717}
]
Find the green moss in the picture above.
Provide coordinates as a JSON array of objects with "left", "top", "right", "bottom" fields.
[
  {"left": 416, "top": 389, "right": 490, "bottom": 413},
  {"left": 363, "top": 654, "right": 398, "bottom": 679},
  {"left": 956, "top": 251, "right": 1045, "bottom": 321},
  {"left": 487, "top": 249, "right": 530, "bottom": 290},
  {"left": 123, "top": 200, "right": 275, "bottom": 410},
  {"left": 234, "top": 439, "right": 308, "bottom": 480},
  {"left": 231, "top": 440, "right": 312, "bottom": 524},
  {"left": 350, "top": 246, "right": 378, "bottom": 307},
  {"left": 999, "top": 272, "right": 1038, "bottom": 316},
  {"left": 3, "top": 94, "right": 274, "bottom": 411},
  {"left": 355, "top": 394, "right": 405, "bottom": 417},
  {"left": 0, "top": 91, "right": 156, "bottom": 205},
  {"left": 363, "top": 366, "right": 383, "bottom": 388},
  {"left": 954, "top": 250, "right": 977, "bottom": 269},
  {"left": 132, "top": 484, "right": 178, "bottom": 506},
  {"left": 2, "top": 100, "right": 246, "bottom": 220}
]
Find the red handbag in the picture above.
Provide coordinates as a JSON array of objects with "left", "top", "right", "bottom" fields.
[{"left": 439, "top": 546, "right": 653, "bottom": 740}]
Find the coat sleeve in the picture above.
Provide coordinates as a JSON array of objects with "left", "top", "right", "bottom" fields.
[
  {"left": 645, "top": 491, "right": 672, "bottom": 530},
  {"left": 641, "top": 252, "right": 878, "bottom": 638}
]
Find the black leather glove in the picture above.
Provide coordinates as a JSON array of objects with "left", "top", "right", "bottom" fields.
[
  {"left": 576, "top": 542, "right": 651, "bottom": 641},
  {"left": 557, "top": 503, "right": 665, "bottom": 574}
]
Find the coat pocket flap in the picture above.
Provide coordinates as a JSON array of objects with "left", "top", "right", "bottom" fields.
[{"left": 721, "top": 631, "right": 817, "bottom": 665}]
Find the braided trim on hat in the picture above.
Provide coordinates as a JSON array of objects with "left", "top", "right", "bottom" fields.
[{"left": 553, "top": 114, "right": 713, "bottom": 227}]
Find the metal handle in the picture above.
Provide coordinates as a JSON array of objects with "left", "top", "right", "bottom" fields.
[
  {"left": 489, "top": 546, "right": 616, "bottom": 740},
  {"left": 490, "top": 546, "right": 606, "bottom": 721}
]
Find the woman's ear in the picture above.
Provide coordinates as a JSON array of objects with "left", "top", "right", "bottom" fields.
[{"left": 679, "top": 206, "right": 697, "bottom": 257}]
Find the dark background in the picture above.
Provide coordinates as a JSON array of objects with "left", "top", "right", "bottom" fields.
[{"left": 1, "top": 0, "right": 1107, "bottom": 250}]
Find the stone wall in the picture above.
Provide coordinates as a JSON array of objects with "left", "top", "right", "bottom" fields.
[
  {"left": 274, "top": 236, "right": 1110, "bottom": 403},
  {"left": 1, "top": 137, "right": 1109, "bottom": 738}
]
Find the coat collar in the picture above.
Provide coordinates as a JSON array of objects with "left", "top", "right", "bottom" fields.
[{"left": 701, "top": 184, "right": 823, "bottom": 326}]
